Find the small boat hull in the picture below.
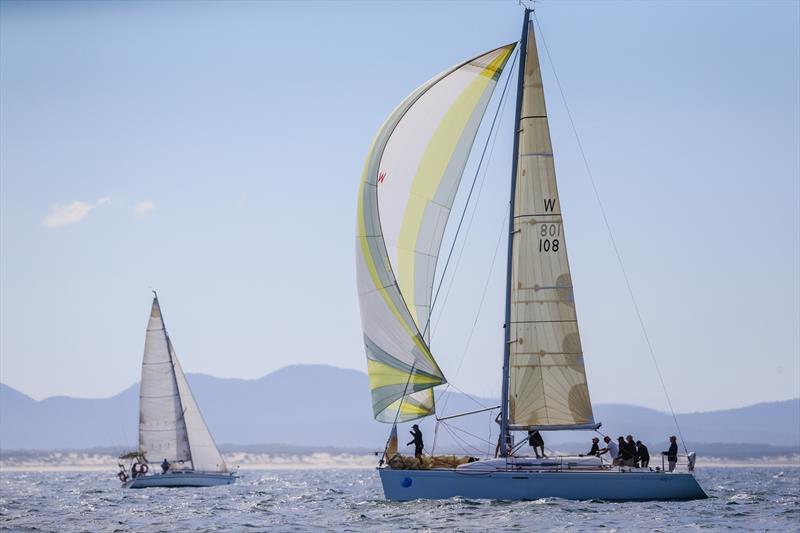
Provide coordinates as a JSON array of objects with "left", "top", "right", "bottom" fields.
[
  {"left": 124, "top": 471, "right": 236, "bottom": 489},
  {"left": 379, "top": 467, "right": 707, "bottom": 501}
]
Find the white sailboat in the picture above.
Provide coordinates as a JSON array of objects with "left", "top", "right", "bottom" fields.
[
  {"left": 355, "top": 8, "right": 707, "bottom": 501},
  {"left": 117, "top": 293, "right": 235, "bottom": 488}
]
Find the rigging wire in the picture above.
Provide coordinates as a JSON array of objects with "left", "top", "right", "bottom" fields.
[
  {"left": 441, "top": 421, "right": 493, "bottom": 456},
  {"left": 437, "top": 208, "right": 508, "bottom": 416},
  {"left": 442, "top": 420, "right": 495, "bottom": 447},
  {"left": 532, "top": 13, "right": 689, "bottom": 454},
  {"left": 430, "top": 52, "right": 518, "bottom": 338},
  {"left": 422, "top": 45, "right": 520, "bottom": 339},
  {"left": 441, "top": 380, "right": 491, "bottom": 411}
]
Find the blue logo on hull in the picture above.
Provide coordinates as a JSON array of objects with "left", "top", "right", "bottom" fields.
[{"left": 401, "top": 477, "right": 412, "bottom": 488}]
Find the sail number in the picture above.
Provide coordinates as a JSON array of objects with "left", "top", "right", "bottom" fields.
[{"left": 538, "top": 223, "right": 561, "bottom": 253}]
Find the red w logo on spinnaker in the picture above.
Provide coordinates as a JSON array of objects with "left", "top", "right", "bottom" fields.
[{"left": 377, "top": 171, "right": 386, "bottom": 184}]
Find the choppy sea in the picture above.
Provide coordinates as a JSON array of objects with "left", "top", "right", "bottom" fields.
[{"left": 1, "top": 467, "right": 798, "bottom": 532}]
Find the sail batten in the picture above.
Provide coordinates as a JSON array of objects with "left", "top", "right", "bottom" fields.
[
  {"left": 505, "top": 20, "right": 595, "bottom": 429},
  {"left": 357, "top": 44, "right": 516, "bottom": 423}
]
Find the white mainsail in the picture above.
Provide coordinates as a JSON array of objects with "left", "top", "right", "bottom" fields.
[
  {"left": 506, "top": 21, "right": 595, "bottom": 430},
  {"left": 138, "top": 296, "right": 227, "bottom": 472},
  {"left": 356, "top": 44, "right": 516, "bottom": 423},
  {"left": 139, "top": 297, "right": 191, "bottom": 463}
]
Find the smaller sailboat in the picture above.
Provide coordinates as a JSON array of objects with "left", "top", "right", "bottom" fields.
[{"left": 117, "top": 293, "right": 235, "bottom": 488}]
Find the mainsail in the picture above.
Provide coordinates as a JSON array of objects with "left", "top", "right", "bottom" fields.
[
  {"left": 138, "top": 296, "right": 227, "bottom": 472},
  {"left": 505, "top": 20, "right": 595, "bottom": 430},
  {"left": 357, "top": 44, "right": 516, "bottom": 423}
]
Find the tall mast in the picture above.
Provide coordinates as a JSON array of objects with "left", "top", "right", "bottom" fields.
[{"left": 500, "top": 8, "right": 531, "bottom": 457}]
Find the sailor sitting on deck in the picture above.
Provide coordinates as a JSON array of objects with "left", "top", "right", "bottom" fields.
[
  {"left": 407, "top": 425, "right": 424, "bottom": 459},
  {"left": 580, "top": 437, "right": 600, "bottom": 457},
  {"left": 161, "top": 458, "right": 170, "bottom": 474}
]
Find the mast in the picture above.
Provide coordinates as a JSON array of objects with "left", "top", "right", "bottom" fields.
[{"left": 500, "top": 8, "right": 530, "bottom": 457}]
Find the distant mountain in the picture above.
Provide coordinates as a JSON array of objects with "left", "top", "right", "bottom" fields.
[{"left": 1, "top": 365, "right": 798, "bottom": 456}]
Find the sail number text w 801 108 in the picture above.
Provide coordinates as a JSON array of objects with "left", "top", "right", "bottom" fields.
[{"left": 538, "top": 223, "right": 561, "bottom": 253}]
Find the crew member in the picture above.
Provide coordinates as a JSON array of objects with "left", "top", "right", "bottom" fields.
[
  {"left": 528, "top": 430, "right": 545, "bottom": 459},
  {"left": 407, "top": 424, "right": 424, "bottom": 459},
  {"left": 598, "top": 436, "right": 619, "bottom": 465},
  {"left": 662, "top": 436, "right": 678, "bottom": 472},
  {"left": 636, "top": 440, "right": 650, "bottom": 468},
  {"left": 580, "top": 437, "right": 600, "bottom": 457},
  {"left": 625, "top": 435, "right": 637, "bottom": 467}
]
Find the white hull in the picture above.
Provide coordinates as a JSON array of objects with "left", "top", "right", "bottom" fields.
[
  {"left": 379, "top": 467, "right": 707, "bottom": 501},
  {"left": 124, "top": 471, "right": 235, "bottom": 489}
]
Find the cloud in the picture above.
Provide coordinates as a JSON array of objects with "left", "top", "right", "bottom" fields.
[
  {"left": 41, "top": 197, "right": 111, "bottom": 228},
  {"left": 132, "top": 200, "right": 155, "bottom": 216}
]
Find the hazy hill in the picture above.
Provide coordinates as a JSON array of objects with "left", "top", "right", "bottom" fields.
[{"left": 2, "top": 365, "right": 798, "bottom": 456}]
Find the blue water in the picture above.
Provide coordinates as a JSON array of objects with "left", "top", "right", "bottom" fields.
[{"left": 1, "top": 468, "right": 798, "bottom": 531}]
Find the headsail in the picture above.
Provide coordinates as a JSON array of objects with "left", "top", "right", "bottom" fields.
[
  {"left": 505, "top": 20, "right": 595, "bottom": 430},
  {"left": 357, "top": 44, "right": 516, "bottom": 423},
  {"left": 138, "top": 297, "right": 191, "bottom": 463},
  {"left": 172, "top": 343, "right": 228, "bottom": 472}
]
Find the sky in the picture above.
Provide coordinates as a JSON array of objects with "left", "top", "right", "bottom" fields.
[{"left": 1, "top": 0, "right": 798, "bottom": 414}]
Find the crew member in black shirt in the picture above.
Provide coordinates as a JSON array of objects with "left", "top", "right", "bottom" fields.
[
  {"left": 580, "top": 437, "right": 600, "bottom": 457},
  {"left": 407, "top": 424, "right": 424, "bottom": 459},
  {"left": 662, "top": 435, "right": 678, "bottom": 472},
  {"left": 618, "top": 436, "right": 634, "bottom": 467},
  {"left": 528, "top": 430, "right": 545, "bottom": 458},
  {"left": 626, "top": 435, "right": 637, "bottom": 467},
  {"left": 636, "top": 440, "right": 650, "bottom": 468}
]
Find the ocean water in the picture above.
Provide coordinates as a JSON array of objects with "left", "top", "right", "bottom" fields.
[{"left": 0, "top": 467, "right": 798, "bottom": 532}]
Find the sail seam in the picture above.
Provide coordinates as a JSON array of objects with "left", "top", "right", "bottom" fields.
[{"left": 511, "top": 319, "right": 577, "bottom": 324}]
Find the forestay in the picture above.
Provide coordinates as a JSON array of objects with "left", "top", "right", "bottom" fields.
[
  {"left": 507, "top": 22, "right": 595, "bottom": 429},
  {"left": 357, "top": 44, "right": 516, "bottom": 423}
]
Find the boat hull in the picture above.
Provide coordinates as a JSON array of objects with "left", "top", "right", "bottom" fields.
[
  {"left": 379, "top": 468, "right": 707, "bottom": 501},
  {"left": 124, "top": 472, "right": 235, "bottom": 489}
]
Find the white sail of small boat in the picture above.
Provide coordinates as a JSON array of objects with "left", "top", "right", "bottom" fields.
[
  {"left": 117, "top": 293, "right": 235, "bottom": 488},
  {"left": 356, "top": 8, "right": 707, "bottom": 501}
]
